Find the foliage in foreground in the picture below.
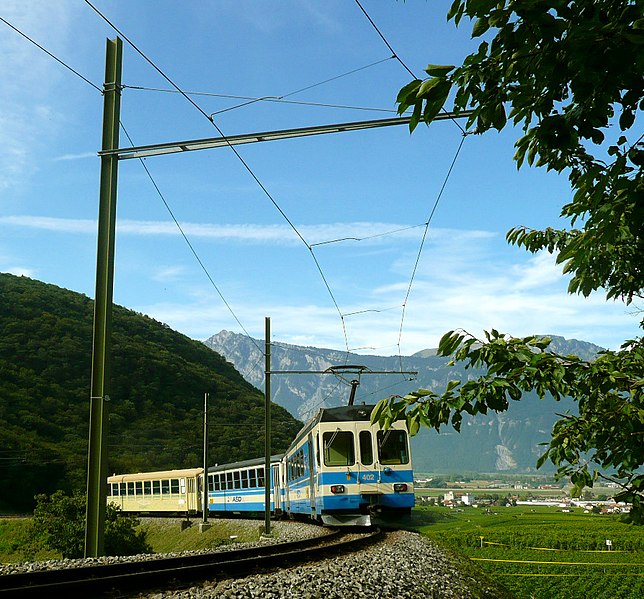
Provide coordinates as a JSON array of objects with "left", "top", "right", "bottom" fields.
[
  {"left": 32, "top": 491, "right": 151, "bottom": 558},
  {"left": 375, "top": 0, "right": 643, "bottom": 521}
]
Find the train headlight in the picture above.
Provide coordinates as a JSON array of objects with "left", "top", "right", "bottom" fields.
[
  {"left": 393, "top": 483, "right": 408, "bottom": 492},
  {"left": 330, "top": 485, "right": 345, "bottom": 494}
]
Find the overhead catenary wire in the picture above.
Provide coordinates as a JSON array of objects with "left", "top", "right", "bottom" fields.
[
  {"left": 14, "top": 2, "right": 474, "bottom": 373},
  {"left": 85, "top": 0, "right": 353, "bottom": 353}
]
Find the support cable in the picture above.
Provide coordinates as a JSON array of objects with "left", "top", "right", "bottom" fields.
[
  {"left": 122, "top": 86, "right": 398, "bottom": 115},
  {"left": 353, "top": 0, "right": 466, "bottom": 135},
  {"left": 396, "top": 134, "right": 467, "bottom": 368},
  {"left": 210, "top": 56, "right": 394, "bottom": 116},
  {"left": 119, "top": 125, "right": 264, "bottom": 355}
]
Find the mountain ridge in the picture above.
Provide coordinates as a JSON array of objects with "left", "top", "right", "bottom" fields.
[{"left": 205, "top": 330, "right": 602, "bottom": 475}]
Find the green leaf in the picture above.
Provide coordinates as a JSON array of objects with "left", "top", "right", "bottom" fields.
[
  {"left": 424, "top": 64, "right": 455, "bottom": 77},
  {"left": 396, "top": 79, "right": 422, "bottom": 105},
  {"left": 472, "top": 17, "right": 490, "bottom": 38}
]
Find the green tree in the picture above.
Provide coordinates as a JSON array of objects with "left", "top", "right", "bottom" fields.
[
  {"left": 374, "top": 0, "right": 643, "bottom": 521},
  {"left": 32, "top": 491, "right": 151, "bottom": 558}
]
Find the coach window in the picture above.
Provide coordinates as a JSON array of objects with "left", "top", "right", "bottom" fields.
[
  {"left": 119, "top": 482, "right": 127, "bottom": 496},
  {"left": 161, "top": 480, "right": 170, "bottom": 495},
  {"left": 144, "top": 481, "right": 151, "bottom": 495},
  {"left": 249, "top": 469, "right": 257, "bottom": 488},
  {"left": 220, "top": 474, "right": 228, "bottom": 491},
  {"left": 258, "top": 467, "right": 265, "bottom": 487},
  {"left": 171, "top": 479, "right": 180, "bottom": 494},
  {"left": 359, "top": 431, "right": 373, "bottom": 465},
  {"left": 135, "top": 481, "right": 143, "bottom": 495},
  {"left": 241, "top": 470, "right": 249, "bottom": 489},
  {"left": 226, "top": 472, "right": 233, "bottom": 490},
  {"left": 152, "top": 480, "right": 161, "bottom": 495},
  {"left": 377, "top": 430, "right": 409, "bottom": 465},
  {"left": 323, "top": 430, "right": 355, "bottom": 466},
  {"left": 233, "top": 471, "right": 241, "bottom": 490}
]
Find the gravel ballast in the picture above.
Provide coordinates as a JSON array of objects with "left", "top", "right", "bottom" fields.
[{"left": 1, "top": 520, "right": 502, "bottom": 598}]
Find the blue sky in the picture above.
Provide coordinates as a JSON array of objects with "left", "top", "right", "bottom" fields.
[{"left": 0, "top": 0, "right": 637, "bottom": 355}]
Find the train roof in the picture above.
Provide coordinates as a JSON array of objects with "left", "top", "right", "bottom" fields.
[
  {"left": 316, "top": 404, "right": 375, "bottom": 422},
  {"left": 287, "top": 403, "right": 378, "bottom": 450},
  {"left": 208, "top": 454, "right": 284, "bottom": 474},
  {"left": 107, "top": 468, "right": 203, "bottom": 483}
]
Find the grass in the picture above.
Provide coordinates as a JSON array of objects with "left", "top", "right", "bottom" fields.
[
  {"left": 0, "top": 516, "right": 277, "bottom": 564},
  {"left": 409, "top": 505, "right": 644, "bottom": 599}
]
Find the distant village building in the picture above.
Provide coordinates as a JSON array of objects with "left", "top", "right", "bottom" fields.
[{"left": 461, "top": 493, "right": 475, "bottom": 506}]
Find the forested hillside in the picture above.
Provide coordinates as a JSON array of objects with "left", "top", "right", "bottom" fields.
[{"left": 0, "top": 273, "right": 302, "bottom": 512}]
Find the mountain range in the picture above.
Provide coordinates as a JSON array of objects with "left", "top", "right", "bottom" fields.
[{"left": 205, "top": 330, "right": 604, "bottom": 475}]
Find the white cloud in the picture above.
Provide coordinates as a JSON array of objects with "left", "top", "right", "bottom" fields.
[
  {"left": 53, "top": 151, "right": 97, "bottom": 162},
  {"left": 0, "top": 1, "right": 78, "bottom": 191}
]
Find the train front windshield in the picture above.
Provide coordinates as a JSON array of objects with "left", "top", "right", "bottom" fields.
[
  {"left": 323, "top": 431, "right": 355, "bottom": 466},
  {"left": 377, "top": 430, "right": 409, "bottom": 465}
]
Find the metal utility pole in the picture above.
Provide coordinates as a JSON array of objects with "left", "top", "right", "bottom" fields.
[
  {"left": 85, "top": 36, "right": 122, "bottom": 558},
  {"left": 264, "top": 317, "right": 271, "bottom": 536},
  {"left": 202, "top": 392, "right": 209, "bottom": 524}
]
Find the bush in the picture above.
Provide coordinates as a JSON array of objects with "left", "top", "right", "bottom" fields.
[{"left": 32, "top": 491, "right": 151, "bottom": 558}]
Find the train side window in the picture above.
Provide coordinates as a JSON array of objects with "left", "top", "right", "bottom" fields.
[
  {"left": 226, "top": 472, "right": 233, "bottom": 490},
  {"left": 144, "top": 481, "right": 151, "bottom": 495},
  {"left": 108, "top": 484, "right": 114, "bottom": 496},
  {"left": 258, "top": 467, "right": 265, "bottom": 487},
  {"left": 241, "top": 470, "right": 249, "bottom": 489},
  {"left": 120, "top": 482, "right": 127, "bottom": 496},
  {"left": 220, "top": 474, "right": 227, "bottom": 491},
  {"left": 127, "top": 482, "right": 134, "bottom": 495},
  {"left": 208, "top": 475, "right": 214, "bottom": 492},
  {"left": 323, "top": 431, "right": 355, "bottom": 466},
  {"left": 152, "top": 480, "right": 160, "bottom": 495},
  {"left": 316, "top": 435, "right": 320, "bottom": 466},
  {"left": 161, "top": 480, "right": 170, "bottom": 495},
  {"left": 135, "top": 481, "right": 143, "bottom": 495},
  {"left": 360, "top": 431, "right": 373, "bottom": 465},
  {"left": 171, "top": 479, "right": 180, "bottom": 494},
  {"left": 233, "top": 471, "right": 240, "bottom": 490},
  {"left": 377, "top": 430, "right": 409, "bottom": 465},
  {"left": 249, "top": 469, "right": 257, "bottom": 488}
]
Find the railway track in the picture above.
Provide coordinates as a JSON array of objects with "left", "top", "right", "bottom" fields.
[{"left": 0, "top": 527, "right": 384, "bottom": 598}]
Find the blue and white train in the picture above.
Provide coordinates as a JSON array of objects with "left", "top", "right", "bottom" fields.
[
  {"left": 207, "top": 403, "right": 414, "bottom": 526},
  {"left": 108, "top": 403, "right": 414, "bottom": 527}
]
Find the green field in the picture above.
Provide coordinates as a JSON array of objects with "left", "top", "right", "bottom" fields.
[{"left": 411, "top": 505, "right": 644, "bottom": 599}]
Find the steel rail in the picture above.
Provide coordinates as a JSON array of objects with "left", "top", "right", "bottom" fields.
[{"left": 0, "top": 528, "right": 384, "bottom": 597}]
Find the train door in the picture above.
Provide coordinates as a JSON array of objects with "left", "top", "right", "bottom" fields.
[
  {"left": 357, "top": 425, "right": 380, "bottom": 494},
  {"left": 307, "top": 433, "right": 316, "bottom": 516},
  {"left": 272, "top": 464, "right": 281, "bottom": 514}
]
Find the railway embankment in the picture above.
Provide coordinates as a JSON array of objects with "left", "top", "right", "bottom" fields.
[{"left": 0, "top": 519, "right": 509, "bottom": 598}]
